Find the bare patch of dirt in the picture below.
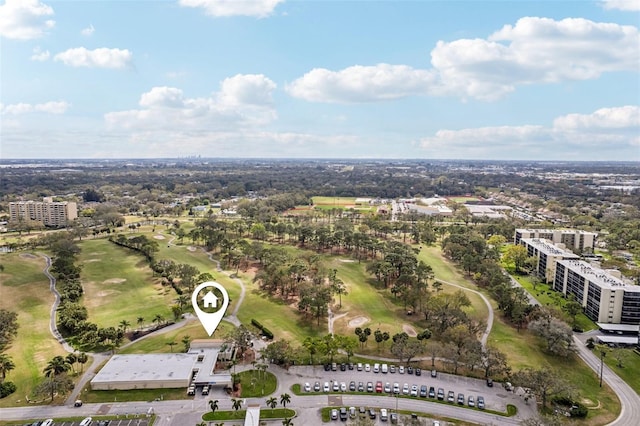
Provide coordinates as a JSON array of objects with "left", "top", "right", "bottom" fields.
[
  {"left": 339, "top": 259, "right": 355, "bottom": 263},
  {"left": 403, "top": 324, "right": 417, "bottom": 337},
  {"left": 348, "top": 316, "right": 369, "bottom": 328},
  {"left": 103, "top": 278, "right": 126, "bottom": 284},
  {"left": 186, "top": 246, "right": 197, "bottom": 252},
  {"left": 153, "top": 235, "right": 165, "bottom": 240},
  {"left": 19, "top": 253, "right": 37, "bottom": 259}
]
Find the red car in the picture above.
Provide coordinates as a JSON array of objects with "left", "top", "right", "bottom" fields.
[{"left": 375, "top": 381, "right": 383, "bottom": 393}]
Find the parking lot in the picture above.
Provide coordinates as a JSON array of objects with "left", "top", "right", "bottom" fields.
[{"left": 14, "top": 419, "right": 152, "bottom": 426}]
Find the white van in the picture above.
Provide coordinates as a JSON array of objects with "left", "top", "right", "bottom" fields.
[
  {"left": 380, "top": 408, "right": 388, "bottom": 421},
  {"left": 79, "top": 417, "right": 93, "bottom": 426},
  {"left": 373, "top": 363, "right": 380, "bottom": 373}
]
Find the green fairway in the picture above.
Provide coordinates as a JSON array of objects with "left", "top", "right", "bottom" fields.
[
  {"left": 0, "top": 252, "right": 68, "bottom": 407},
  {"left": 78, "top": 239, "right": 175, "bottom": 329},
  {"left": 311, "top": 196, "right": 357, "bottom": 206}
]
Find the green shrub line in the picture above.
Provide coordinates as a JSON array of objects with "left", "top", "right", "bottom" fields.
[{"left": 251, "top": 318, "right": 274, "bottom": 339}]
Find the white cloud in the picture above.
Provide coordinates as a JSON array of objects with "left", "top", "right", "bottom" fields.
[
  {"left": 81, "top": 24, "right": 94, "bottom": 36},
  {"left": 178, "top": 0, "right": 284, "bottom": 18},
  {"left": 105, "top": 74, "right": 277, "bottom": 131},
  {"left": 54, "top": 47, "right": 133, "bottom": 69},
  {"left": 601, "top": 0, "right": 640, "bottom": 11},
  {"left": 30, "top": 46, "right": 50, "bottom": 61},
  {"left": 289, "top": 17, "right": 640, "bottom": 103},
  {"left": 1, "top": 100, "right": 70, "bottom": 115},
  {"left": 0, "top": 0, "right": 54, "bottom": 40},
  {"left": 419, "top": 105, "right": 640, "bottom": 157},
  {"left": 286, "top": 64, "right": 437, "bottom": 103}
]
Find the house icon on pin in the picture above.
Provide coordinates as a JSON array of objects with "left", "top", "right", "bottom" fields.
[{"left": 202, "top": 290, "right": 219, "bottom": 308}]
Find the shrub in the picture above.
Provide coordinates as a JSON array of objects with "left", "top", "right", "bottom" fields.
[{"left": 0, "top": 381, "right": 17, "bottom": 398}]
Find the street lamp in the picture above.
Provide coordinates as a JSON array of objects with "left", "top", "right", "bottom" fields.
[{"left": 599, "top": 350, "right": 606, "bottom": 387}]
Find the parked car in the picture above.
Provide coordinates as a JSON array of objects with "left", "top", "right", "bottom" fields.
[
  {"left": 365, "top": 363, "right": 371, "bottom": 372},
  {"left": 367, "top": 381, "right": 374, "bottom": 392},
  {"left": 79, "top": 418, "right": 93, "bottom": 426},
  {"left": 324, "top": 382, "right": 330, "bottom": 392},
  {"left": 331, "top": 409, "right": 338, "bottom": 420},
  {"left": 447, "top": 391, "right": 455, "bottom": 403},
  {"left": 349, "top": 381, "right": 356, "bottom": 391},
  {"left": 375, "top": 381, "right": 383, "bottom": 393},
  {"left": 74, "top": 400, "right": 83, "bottom": 407},
  {"left": 431, "top": 369, "right": 437, "bottom": 378},
  {"left": 398, "top": 366, "right": 405, "bottom": 374},
  {"left": 415, "top": 368, "right": 421, "bottom": 376},
  {"left": 407, "top": 366, "right": 414, "bottom": 374},
  {"left": 393, "top": 382, "right": 400, "bottom": 394},
  {"left": 410, "top": 385, "right": 419, "bottom": 397},
  {"left": 340, "top": 363, "right": 347, "bottom": 371},
  {"left": 428, "top": 386, "right": 436, "bottom": 398},
  {"left": 369, "top": 409, "right": 377, "bottom": 419},
  {"left": 457, "top": 393, "right": 465, "bottom": 405},
  {"left": 340, "top": 407, "right": 348, "bottom": 421},
  {"left": 380, "top": 408, "right": 388, "bottom": 421},
  {"left": 41, "top": 420, "right": 54, "bottom": 426},
  {"left": 468, "top": 395, "right": 475, "bottom": 407},
  {"left": 373, "top": 363, "right": 380, "bottom": 373},
  {"left": 390, "top": 364, "right": 396, "bottom": 373},
  {"left": 333, "top": 381, "right": 340, "bottom": 391},
  {"left": 390, "top": 412, "right": 398, "bottom": 424},
  {"left": 419, "top": 385, "right": 428, "bottom": 397},
  {"left": 340, "top": 382, "right": 347, "bottom": 392},
  {"left": 382, "top": 363, "right": 388, "bottom": 373},
  {"left": 357, "top": 381, "right": 364, "bottom": 392},
  {"left": 349, "top": 406, "right": 356, "bottom": 418},
  {"left": 437, "top": 388, "right": 445, "bottom": 400},
  {"left": 477, "top": 396, "right": 485, "bottom": 409},
  {"left": 357, "top": 363, "right": 363, "bottom": 371},
  {"left": 402, "top": 383, "right": 410, "bottom": 395},
  {"left": 359, "top": 406, "right": 367, "bottom": 417},
  {"left": 384, "top": 382, "right": 391, "bottom": 393},
  {"left": 486, "top": 378, "right": 493, "bottom": 387},
  {"left": 324, "top": 363, "right": 331, "bottom": 371},
  {"left": 314, "top": 381, "right": 321, "bottom": 391},
  {"left": 331, "top": 362, "right": 337, "bottom": 371},
  {"left": 348, "top": 363, "right": 354, "bottom": 370},
  {"left": 304, "top": 382, "right": 311, "bottom": 392}
]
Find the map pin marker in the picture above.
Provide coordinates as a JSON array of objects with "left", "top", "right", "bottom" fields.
[{"left": 192, "top": 281, "right": 229, "bottom": 336}]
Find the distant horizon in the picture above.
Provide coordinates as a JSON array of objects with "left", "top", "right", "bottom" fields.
[{"left": 1, "top": 1, "right": 638, "bottom": 160}]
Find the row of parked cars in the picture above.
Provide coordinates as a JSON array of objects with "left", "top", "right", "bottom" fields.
[
  {"left": 324, "top": 362, "right": 435, "bottom": 377},
  {"left": 330, "top": 406, "right": 399, "bottom": 423},
  {"left": 304, "top": 379, "right": 486, "bottom": 410}
]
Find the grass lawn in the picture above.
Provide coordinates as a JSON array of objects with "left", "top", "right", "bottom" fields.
[
  {"left": 237, "top": 370, "right": 278, "bottom": 397},
  {"left": 78, "top": 239, "right": 175, "bottom": 329},
  {"left": 595, "top": 347, "right": 640, "bottom": 395},
  {"left": 118, "top": 320, "right": 234, "bottom": 354},
  {"left": 80, "top": 386, "right": 188, "bottom": 403},
  {"left": 0, "top": 252, "right": 69, "bottom": 407},
  {"left": 311, "top": 196, "right": 357, "bottom": 206},
  {"left": 489, "top": 317, "right": 620, "bottom": 425}
]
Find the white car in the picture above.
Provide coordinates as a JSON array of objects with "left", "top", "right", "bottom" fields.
[
  {"left": 331, "top": 408, "right": 338, "bottom": 420},
  {"left": 365, "top": 363, "right": 371, "bottom": 372},
  {"left": 41, "top": 421, "right": 54, "bottom": 426},
  {"left": 381, "top": 363, "right": 388, "bottom": 373},
  {"left": 410, "top": 385, "right": 418, "bottom": 397},
  {"left": 304, "top": 382, "right": 311, "bottom": 392},
  {"left": 340, "top": 382, "right": 347, "bottom": 392},
  {"left": 398, "top": 366, "right": 405, "bottom": 374},
  {"left": 373, "top": 363, "right": 380, "bottom": 373},
  {"left": 384, "top": 382, "right": 391, "bottom": 393},
  {"left": 333, "top": 381, "right": 340, "bottom": 391},
  {"left": 380, "top": 408, "right": 388, "bottom": 421},
  {"left": 357, "top": 362, "right": 363, "bottom": 371},
  {"left": 402, "top": 383, "right": 410, "bottom": 395},
  {"left": 79, "top": 418, "right": 93, "bottom": 426},
  {"left": 393, "top": 382, "right": 400, "bottom": 394},
  {"left": 323, "top": 382, "right": 330, "bottom": 392}
]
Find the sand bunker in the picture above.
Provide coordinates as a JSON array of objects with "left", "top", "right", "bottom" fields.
[
  {"left": 104, "top": 278, "right": 126, "bottom": 284},
  {"left": 403, "top": 324, "right": 417, "bottom": 337},
  {"left": 339, "top": 259, "right": 355, "bottom": 263},
  {"left": 187, "top": 246, "right": 197, "bottom": 252},
  {"left": 348, "top": 316, "right": 369, "bottom": 328},
  {"left": 153, "top": 235, "right": 165, "bottom": 240}
]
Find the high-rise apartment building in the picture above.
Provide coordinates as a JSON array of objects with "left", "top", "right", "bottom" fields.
[
  {"left": 515, "top": 228, "right": 597, "bottom": 253},
  {"left": 554, "top": 260, "right": 640, "bottom": 324},
  {"left": 519, "top": 238, "right": 579, "bottom": 283},
  {"left": 9, "top": 200, "right": 77, "bottom": 227}
]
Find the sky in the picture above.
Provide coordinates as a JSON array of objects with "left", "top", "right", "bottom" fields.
[{"left": 0, "top": 0, "right": 639, "bottom": 161}]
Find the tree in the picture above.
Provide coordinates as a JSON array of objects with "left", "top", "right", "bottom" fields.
[
  {"left": 182, "top": 335, "right": 192, "bottom": 352},
  {"left": 35, "top": 374, "right": 73, "bottom": 401},
  {"left": 302, "top": 336, "right": 319, "bottom": 364},
  {"left": 563, "top": 300, "right": 582, "bottom": 329},
  {"left": 0, "top": 354, "right": 15, "bottom": 381},
  {"left": 231, "top": 397, "right": 243, "bottom": 411},
  {"left": 512, "top": 368, "right": 571, "bottom": 408},
  {"left": 43, "top": 356, "right": 71, "bottom": 378},
  {"left": 167, "top": 341, "right": 177, "bottom": 352},
  {"left": 280, "top": 392, "right": 291, "bottom": 408},
  {"left": 266, "top": 396, "right": 277, "bottom": 411},
  {"left": 225, "top": 325, "right": 253, "bottom": 357},
  {"left": 481, "top": 347, "right": 510, "bottom": 378},
  {"left": 77, "top": 352, "right": 88, "bottom": 372},
  {"left": 137, "top": 316, "right": 145, "bottom": 331},
  {"left": 209, "top": 399, "right": 219, "bottom": 413},
  {"left": 529, "top": 317, "right": 575, "bottom": 356},
  {"left": 503, "top": 245, "right": 529, "bottom": 274},
  {"left": 0, "top": 309, "right": 18, "bottom": 352}
]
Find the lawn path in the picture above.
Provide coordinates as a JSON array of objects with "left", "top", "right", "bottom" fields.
[
  {"left": 41, "top": 254, "right": 74, "bottom": 353},
  {"left": 435, "top": 278, "right": 494, "bottom": 349},
  {"left": 200, "top": 249, "right": 245, "bottom": 326}
]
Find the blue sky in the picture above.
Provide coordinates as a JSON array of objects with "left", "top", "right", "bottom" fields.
[{"left": 1, "top": 0, "right": 638, "bottom": 160}]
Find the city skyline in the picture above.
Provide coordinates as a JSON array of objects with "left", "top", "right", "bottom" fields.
[{"left": 1, "top": 0, "right": 639, "bottom": 160}]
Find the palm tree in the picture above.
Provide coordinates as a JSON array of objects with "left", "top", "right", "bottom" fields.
[
  {"left": 266, "top": 397, "right": 277, "bottom": 411},
  {"left": 153, "top": 314, "right": 165, "bottom": 327},
  {"left": 119, "top": 319, "right": 131, "bottom": 333},
  {"left": 167, "top": 341, "right": 177, "bottom": 352},
  {"left": 65, "top": 353, "right": 77, "bottom": 374},
  {"left": 182, "top": 335, "right": 192, "bottom": 352},
  {"left": 209, "top": 399, "right": 219, "bottom": 413},
  {"left": 280, "top": 393, "right": 291, "bottom": 409},
  {"left": 43, "top": 355, "right": 71, "bottom": 378},
  {"left": 0, "top": 354, "right": 15, "bottom": 380},
  {"left": 137, "top": 316, "right": 145, "bottom": 330},
  {"left": 77, "top": 352, "right": 88, "bottom": 373},
  {"left": 231, "top": 398, "right": 242, "bottom": 411}
]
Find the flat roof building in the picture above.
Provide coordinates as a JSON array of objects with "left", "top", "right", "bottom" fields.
[
  {"left": 9, "top": 199, "right": 77, "bottom": 227},
  {"left": 515, "top": 228, "right": 597, "bottom": 253},
  {"left": 91, "top": 341, "right": 233, "bottom": 391},
  {"left": 520, "top": 238, "right": 579, "bottom": 283},
  {"left": 554, "top": 260, "right": 640, "bottom": 325}
]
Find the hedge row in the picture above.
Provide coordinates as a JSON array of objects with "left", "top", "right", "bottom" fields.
[{"left": 251, "top": 319, "right": 274, "bottom": 340}]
